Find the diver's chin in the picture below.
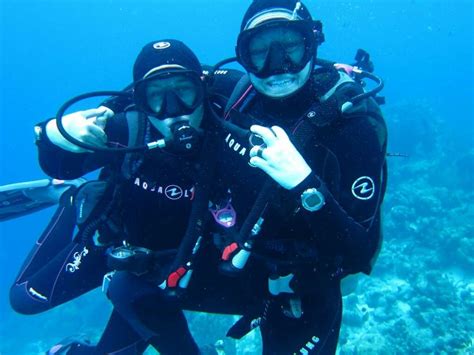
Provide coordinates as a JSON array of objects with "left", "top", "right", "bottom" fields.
[{"left": 251, "top": 74, "right": 301, "bottom": 98}]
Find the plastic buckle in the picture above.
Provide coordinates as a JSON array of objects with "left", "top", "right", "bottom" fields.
[{"left": 101, "top": 271, "right": 116, "bottom": 295}]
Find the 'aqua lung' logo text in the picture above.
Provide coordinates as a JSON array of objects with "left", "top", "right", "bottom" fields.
[
  {"left": 134, "top": 178, "right": 194, "bottom": 200},
  {"left": 225, "top": 133, "right": 247, "bottom": 156}
]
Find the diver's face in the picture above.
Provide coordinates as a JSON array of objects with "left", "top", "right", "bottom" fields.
[
  {"left": 143, "top": 75, "right": 204, "bottom": 139},
  {"left": 247, "top": 26, "right": 312, "bottom": 98}
]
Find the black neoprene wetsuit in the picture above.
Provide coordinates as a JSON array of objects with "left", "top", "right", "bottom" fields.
[{"left": 214, "top": 66, "right": 388, "bottom": 354}]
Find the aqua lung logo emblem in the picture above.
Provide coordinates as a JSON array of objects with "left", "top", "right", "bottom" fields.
[
  {"left": 153, "top": 41, "right": 171, "bottom": 50},
  {"left": 165, "top": 185, "right": 183, "bottom": 200},
  {"left": 352, "top": 176, "right": 375, "bottom": 200}
]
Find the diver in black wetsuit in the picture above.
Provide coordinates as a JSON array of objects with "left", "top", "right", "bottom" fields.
[
  {"left": 8, "top": 39, "right": 244, "bottom": 354},
  {"left": 206, "top": 0, "right": 388, "bottom": 353}
]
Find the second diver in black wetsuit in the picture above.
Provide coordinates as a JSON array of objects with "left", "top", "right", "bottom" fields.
[{"left": 10, "top": 39, "right": 244, "bottom": 354}]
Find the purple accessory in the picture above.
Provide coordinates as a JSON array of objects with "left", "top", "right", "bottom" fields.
[{"left": 210, "top": 201, "right": 237, "bottom": 228}]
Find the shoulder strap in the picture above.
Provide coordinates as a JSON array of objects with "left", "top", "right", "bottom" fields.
[
  {"left": 320, "top": 71, "right": 355, "bottom": 103},
  {"left": 303, "top": 70, "right": 361, "bottom": 128},
  {"left": 224, "top": 75, "right": 253, "bottom": 119},
  {"left": 163, "top": 129, "right": 221, "bottom": 294},
  {"left": 120, "top": 111, "right": 148, "bottom": 179}
]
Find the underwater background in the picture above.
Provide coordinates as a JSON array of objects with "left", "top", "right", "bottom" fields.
[{"left": 0, "top": 0, "right": 472, "bottom": 353}]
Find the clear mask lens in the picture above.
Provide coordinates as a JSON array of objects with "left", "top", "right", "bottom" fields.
[
  {"left": 248, "top": 29, "right": 306, "bottom": 71},
  {"left": 237, "top": 20, "right": 315, "bottom": 78}
]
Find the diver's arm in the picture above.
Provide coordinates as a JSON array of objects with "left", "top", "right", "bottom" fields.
[
  {"left": 36, "top": 112, "right": 128, "bottom": 179},
  {"left": 290, "top": 112, "right": 387, "bottom": 272}
]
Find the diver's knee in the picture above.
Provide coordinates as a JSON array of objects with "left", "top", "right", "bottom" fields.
[
  {"left": 106, "top": 271, "right": 164, "bottom": 313},
  {"left": 106, "top": 272, "right": 138, "bottom": 305}
]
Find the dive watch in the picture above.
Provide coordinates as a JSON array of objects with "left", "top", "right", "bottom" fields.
[{"left": 300, "top": 188, "right": 325, "bottom": 212}]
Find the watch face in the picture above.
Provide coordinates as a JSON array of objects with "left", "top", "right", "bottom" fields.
[
  {"left": 302, "top": 188, "right": 325, "bottom": 211},
  {"left": 306, "top": 192, "right": 323, "bottom": 206}
]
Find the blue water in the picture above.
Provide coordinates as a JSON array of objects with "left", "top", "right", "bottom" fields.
[{"left": 1, "top": 0, "right": 473, "bottom": 353}]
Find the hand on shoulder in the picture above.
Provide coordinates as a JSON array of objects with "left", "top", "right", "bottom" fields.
[{"left": 45, "top": 107, "right": 114, "bottom": 153}]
